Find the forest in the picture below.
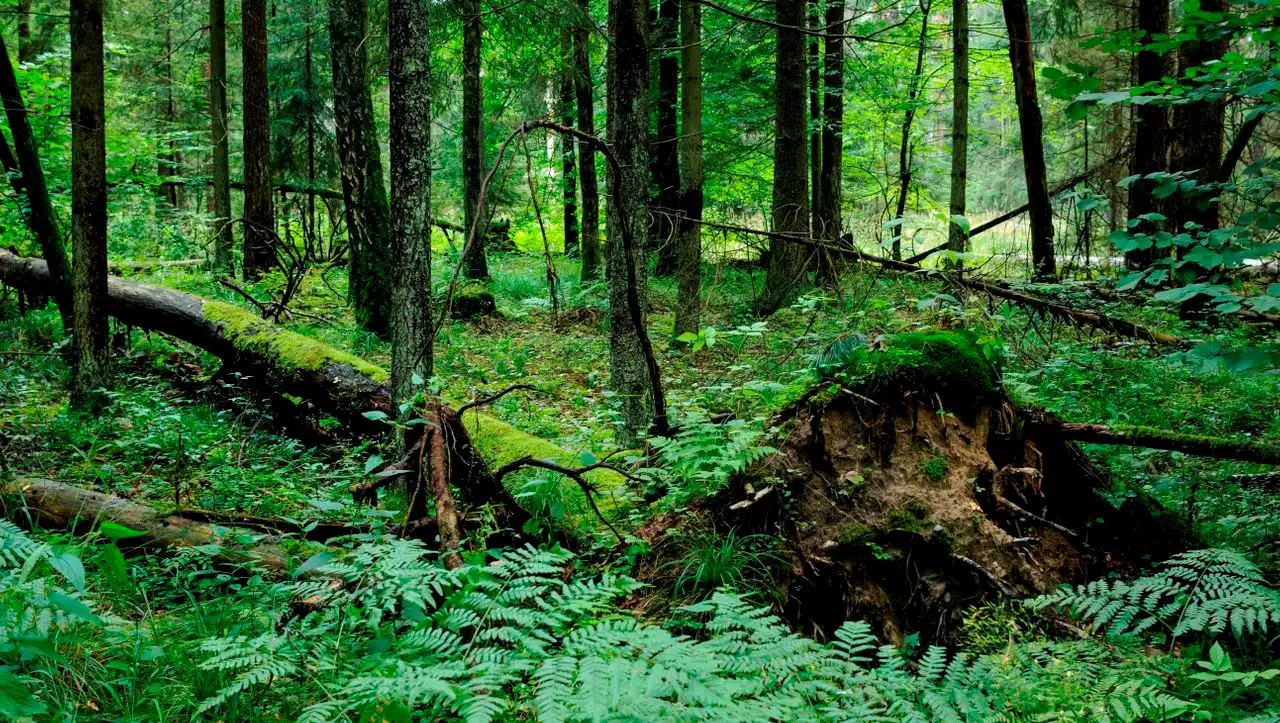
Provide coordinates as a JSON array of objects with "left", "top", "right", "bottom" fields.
[{"left": 0, "top": 0, "right": 1277, "bottom": 716}]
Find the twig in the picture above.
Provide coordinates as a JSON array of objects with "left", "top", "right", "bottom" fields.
[
  {"left": 950, "top": 552, "right": 1015, "bottom": 595},
  {"left": 490, "top": 455, "right": 625, "bottom": 543},
  {"left": 996, "top": 496, "right": 1080, "bottom": 539},
  {"left": 455, "top": 384, "right": 542, "bottom": 417}
]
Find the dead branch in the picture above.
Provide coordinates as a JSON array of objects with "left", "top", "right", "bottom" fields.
[
  {"left": 490, "top": 455, "right": 626, "bottom": 543},
  {"left": 1054, "top": 422, "right": 1280, "bottom": 466}
]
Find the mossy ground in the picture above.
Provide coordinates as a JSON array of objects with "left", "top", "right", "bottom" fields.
[{"left": 819, "top": 330, "right": 1002, "bottom": 411}]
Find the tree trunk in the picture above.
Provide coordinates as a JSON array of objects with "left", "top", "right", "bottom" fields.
[
  {"left": 816, "top": 0, "right": 844, "bottom": 248},
  {"left": 560, "top": 29, "right": 579, "bottom": 258},
  {"left": 575, "top": 0, "right": 602, "bottom": 281},
  {"left": 16, "top": 0, "right": 31, "bottom": 64},
  {"left": 70, "top": 0, "right": 111, "bottom": 411},
  {"left": 242, "top": 0, "right": 276, "bottom": 279},
  {"left": 209, "top": 0, "right": 234, "bottom": 273},
  {"left": 329, "top": 0, "right": 394, "bottom": 336},
  {"left": 389, "top": 0, "right": 433, "bottom": 418},
  {"left": 808, "top": 0, "right": 821, "bottom": 224},
  {"left": 758, "top": 0, "right": 810, "bottom": 315},
  {"left": 1125, "top": 0, "right": 1170, "bottom": 269},
  {"left": 947, "top": 0, "right": 969, "bottom": 257},
  {"left": 304, "top": 0, "right": 318, "bottom": 259},
  {"left": 606, "top": 0, "right": 654, "bottom": 445},
  {"left": 1167, "top": 0, "right": 1226, "bottom": 236},
  {"left": 651, "top": 0, "right": 681, "bottom": 276},
  {"left": 0, "top": 32, "right": 72, "bottom": 328},
  {"left": 461, "top": 0, "right": 489, "bottom": 280},
  {"left": 1002, "top": 0, "right": 1055, "bottom": 278},
  {"left": 891, "top": 0, "right": 930, "bottom": 260},
  {"left": 674, "top": 0, "right": 702, "bottom": 336},
  {"left": 158, "top": 18, "right": 182, "bottom": 208}
]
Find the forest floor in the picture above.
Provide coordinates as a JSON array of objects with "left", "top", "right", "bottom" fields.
[{"left": 0, "top": 249, "right": 1278, "bottom": 718}]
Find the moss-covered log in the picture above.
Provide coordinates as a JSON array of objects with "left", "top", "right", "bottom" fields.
[
  {"left": 0, "top": 249, "right": 625, "bottom": 527},
  {"left": 1052, "top": 421, "right": 1280, "bottom": 466}
]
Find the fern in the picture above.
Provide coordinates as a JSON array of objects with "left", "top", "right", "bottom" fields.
[{"left": 1030, "top": 548, "right": 1280, "bottom": 639}]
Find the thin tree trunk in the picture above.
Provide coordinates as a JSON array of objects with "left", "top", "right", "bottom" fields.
[
  {"left": 816, "top": 0, "right": 844, "bottom": 247},
  {"left": 1002, "top": 0, "right": 1055, "bottom": 278},
  {"left": 158, "top": 18, "right": 182, "bottom": 208},
  {"left": 947, "top": 0, "right": 969, "bottom": 259},
  {"left": 16, "top": 0, "right": 31, "bottom": 64},
  {"left": 758, "top": 0, "right": 810, "bottom": 315},
  {"left": 209, "top": 0, "right": 233, "bottom": 273},
  {"left": 304, "top": 0, "right": 318, "bottom": 259},
  {"left": 891, "top": 0, "right": 930, "bottom": 261},
  {"left": 560, "top": 29, "right": 579, "bottom": 258},
  {"left": 70, "top": 0, "right": 111, "bottom": 410},
  {"left": 330, "top": 0, "right": 395, "bottom": 335},
  {"left": 674, "top": 0, "right": 702, "bottom": 336},
  {"left": 389, "top": 0, "right": 433, "bottom": 421},
  {"left": 574, "top": 0, "right": 602, "bottom": 281},
  {"left": 461, "top": 0, "right": 489, "bottom": 279},
  {"left": 242, "top": 0, "right": 276, "bottom": 279},
  {"left": 1125, "top": 0, "right": 1170, "bottom": 269},
  {"left": 0, "top": 32, "right": 72, "bottom": 327},
  {"left": 606, "top": 0, "right": 654, "bottom": 445},
  {"left": 808, "top": 0, "right": 822, "bottom": 227},
  {"left": 1167, "top": 0, "right": 1226, "bottom": 236},
  {"left": 651, "top": 0, "right": 681, "bottom": 276}
]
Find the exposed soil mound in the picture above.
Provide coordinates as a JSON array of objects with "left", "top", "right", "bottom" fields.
[{"left": 724, "top": 332, "right": 1184, "bottom": 645}]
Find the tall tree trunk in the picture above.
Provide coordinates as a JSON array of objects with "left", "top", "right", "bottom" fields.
[
  {"left": 0, "top": 32, "right": 72, "bottom": 327},
  {"left": 606, "top": 0, "right": 653, "bottom": 444},
  {"left": 242, "top": 0, "right": 276, "bottom": 279},
  {"left": 1167, "top": 0, "right": 1226, "bottom": 236},
  {"left": 329, "top": 0, "right": 395, "bottom": 335},
  {"left": 158, "top": 19, "right": 182, "bottom": 208},
  {"left": 1001, "top": 0, "right": 1056, "bottom": 278},
  {"left": 947, "top": 0, "right": 969, "bottom": 257},
  {"left": 461, "top": 0, "right": 489, "bottom": 279},
  {"left": 758, "top": 0, "right": 810, "bottom": 315},
  {"left": 560, "top": 29, "right": 579, "bottom": 258},
  {"left": 808, "top": 0, "right": 821, "bottom": 225},
  {"left": 651, "top": 0, "right": 681, "bottom": 276},
  {"left": 389, "top": 0, "right": 433, "bottom": 418},
  {"left": 816, "top": 0, "right": 844, "bottom": 247},
  {"left": 70, "top": 0, "right": 111, "bottom": 410},
  {"left": 17, "top": 0, "right": 31, "bottom": 64},
  {"left": 209, "top": 0, "right": 233, "bottom": 273},
  {"left": 674, "top": 0, "right": 702, "bottom": 336},
  {"left": 574, "top": 0, "right": 602, "bottom": 281},
  {"left": 304, "top": 0, "right": 317, "bottom": 258},
  {"left": 1125, "top": 0, "right": 1170, "bottom": 269},
  {"left": 891, "top": 0, "right": 930, "bottom": 261}
]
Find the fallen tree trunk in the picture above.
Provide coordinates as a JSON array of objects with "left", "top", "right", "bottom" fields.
[
  {"left": 2, "top": 476, "right": 292, "bottom": 571},
  {"left": 1052, "top": 422, "right": 1280, "bottom": 466}
]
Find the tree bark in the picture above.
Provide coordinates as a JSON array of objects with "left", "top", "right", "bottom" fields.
[
  {"left": 1001, "top": 0, "right": 1055, "bottom": 278},
  {"left": 70, "top": 0, "right": 111, "bottom": 411},
  {"left": 157, "top": 18, "right": 182, "bottom": 208},
  {"left": 674, "top": 0, "right": 703, "bottom": 336},
  {"left": 560, "top": 29, "right": 579, "bottom": 258},
  {"left": 891, "top": 0, "right": 930, "bottom": 260},
  {"left": 574, "top": 0, "right": 602, "bottom": 281},
  {"left": 1125, "top": 0, "right": 1170, "bottom": 269},
  {"left": 947, "top": 0, "right": 969, "bottom": 258},
  {"left": 607, "top": 0, "right": 655, "bottom": 444},
  {"left": 808, "top": 0, "right": 821, "bottom": 224},
  {"left": 242, "top": 0, "right": 276, "bottom": 279},
  {"left": 329, "top": 0, "right": 394, "bottom": 336},
  {"left": 0, "top": 32, "right": 72, "bottom": 328},
  {"left": 209, "top": 0, "right": 234, "bottom": 273},
  {"left": 1167, "top": 0, "right": 1226, "bottom": 236},
  {"left": 389, "top": 0, "right": 433, "bottom": 418},
  {"left": 461, "top": 0, "right": 489, "bottom": 280},
  {"left": 16, "top": 0, "right": 31, "bottom": 64},
  {"left": 651, "top": 0, "right": 681, "bottom": 276},
  {"left": 816, "top": 0, "right": 844, "bottom": 249},
  {"left": 1052, "top": 422, "right": 1280, "bottom": 466},
  {"left": 758, "top": 0, "right": 810, "bottom": 315}
]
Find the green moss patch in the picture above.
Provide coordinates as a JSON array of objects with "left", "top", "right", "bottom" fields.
[
  {"left": 817, "top": 330, "right": 1000, "bottom": 410},
  {"left": 204, "top": 300, "right": 389, "bottom": 384}
]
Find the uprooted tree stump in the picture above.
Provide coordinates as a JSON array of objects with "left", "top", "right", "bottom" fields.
[{"left": 712, "top": 332, "right": 1189, "bottom": 646}]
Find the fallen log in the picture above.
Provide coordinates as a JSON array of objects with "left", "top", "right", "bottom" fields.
[
  {"left": 0, "top": 249, "right": 626, "bottom": 538},
  {"left": 2, "top": 476, "right": 293, "bottom": 572},
  {"left": 1052, "top": 422, "right": 1280, "bottom": 466}
]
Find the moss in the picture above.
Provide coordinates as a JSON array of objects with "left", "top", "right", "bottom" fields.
[
  {"left": 808, "top": 384, "right": 843, "bottom": 409},
  {"left": 920, "top": 455, "right": 948, "bottom": 482},
  {"left": 838, "top": 523, "right": 874, "bottom": 546},
  {"left": 887, "top": 499, "right": 930, "bottom": 531},
  {"left": 204, "top": 300, "right": 389, "bottom": 384},
  {"left": 819, "top": 330, "right": 1000, "bottom": 410},
  {"left": 450, "top": 284, "right": 498, "bottom": 320}
]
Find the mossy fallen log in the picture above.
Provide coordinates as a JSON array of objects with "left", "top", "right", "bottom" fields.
[{"left": 0, "top": 249, "right": 626, "bottom": 529}]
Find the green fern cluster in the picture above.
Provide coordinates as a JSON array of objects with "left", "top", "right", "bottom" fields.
[
  {"left": 195, "top": 539, "right": 1191, "bottom": 722},
  {"left": 648, "top": 411, "right": 775, "bottom": 505},
  {"left": 1029, "top": 549, "right": 1280, "bottom": 639}
]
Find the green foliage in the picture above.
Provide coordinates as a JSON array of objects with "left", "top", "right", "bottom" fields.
[
  {"left": 1030, "top": 549, "right": 1280, "bottom": 640},
  {"left": 647, "top": 410, "right": 774, "bottom": 506},
  {"left": 815, "top": 330, "right": 1001, "bottom": 410}
]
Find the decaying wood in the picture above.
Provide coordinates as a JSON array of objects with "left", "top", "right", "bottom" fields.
[{"left": 1053, "top": 422, "right": 1280, "bottom": 466}]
